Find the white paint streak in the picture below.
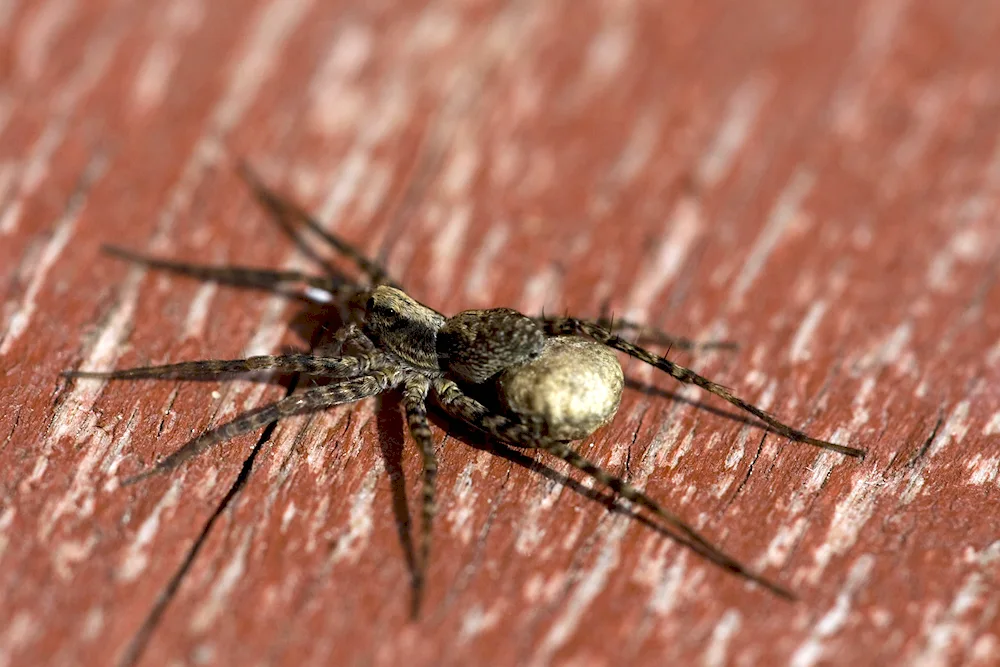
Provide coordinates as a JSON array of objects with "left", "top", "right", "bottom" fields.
[
  {"left": 1, "top": 174, "right": 93, "bottom": 354},
  {"left": 429, "top": 204, "right": 471, "bottom": 300},
  {"left": 912, "top": 542, "right": 1000, "bottom": 667},
  {"left": 927, "top": 226, "right": 986, "bottom": 291},
  {"left": 16, "top": 0, "right": 76, "bottom": 80},
  {"left": 280, "top": 501, "right": 297, "bottom": 532},
  {"left": 647, "top": 555, "right": 693, "bottom": 617},
  {"left": 790, "top": 556, "right": 874, "bottom": 667},
  {"left": 329, "top": 462, "right": 382, "bottom": 564},
  {"left": 119, "top": 480, "right": 183, "bottom": 582},
  {"left": 458, "top": 602, "right": 504, "bottom": 644},
  {"left": 966, "top": 454, "right": 1000, "bottom": 486},
  {"left": 928, "top": 400, "right": 971, "bottom": 459},
  {"left": 855, "top": 321, "right": 913, "bottom": 371},
  {"left": 514, "top": 477, "right": 564, "bottom": 556},
  {"left": 730, "top": 170, "right": 815, "bottom": 306},
  {"left": 789, "top": 300, "right": 828, "bottom": 363},
  {"left": 983, "top": 411, "right": 1000, "bottom": 435},
  {"left": 242, "top": 290, "right": 293, "bottom": 358},
  {"left": 0, "top": 612, "right": 39, "bottom": 667},
  {"left": 212, "top": 0, "right": 315, "bottom": 132},
  {"left": 806, "top": 470, "right": 884, "bottom": 583},
  {"left": 831, "top": 0, "right": 909, "bottom": 138},
  {"left": 447, "top": 450, "right": 493, "bottom": 546},
  {"left": 606, "top": 111, "right": 659, "bottom": 189},
  {"left": 0, "top": 506, "right": 14, "bottom": 561},
  {"left": 34, "top": 269, "right": 144, "bottom": 473},
  {"left": 1, "top": 9, "right": 119, "bottom": 235},
  {"left": 758, "top": 517, "right": 806, "bottom": 570},
  {"left": 183, "top": 282, "right": 218, "bottom": 339},
  {"left": 627, "top": 195, "right": 703, "bottom": 319},
  {"left": 308, "top": 21, "right": 373, "bottom": 134},
  {"left": 41, "top": 409, "right": 135, "bottom": 540},
  {"left": 131, "top": 0, "right": 205, "bottom": 113},
  {"left": 703, "top": 609, "right": 742, "bottom": 667},
  {"left": 533, "top": 520, "right": 628, "bottom": 666},
  {"left": 577, "top": 7, "right": 632, "bottom": 89},
  {"left": 463, "top": 222, "right": 510, "bottom": 302},
  {"left": 698, "top": 77, "right": 773, "bottom": 188},
  {"left": 189, "top": 530, "right": 253, "bottom": 633},
  {"left": 520, "top": 264, "right": 562, "bottom": 315}
]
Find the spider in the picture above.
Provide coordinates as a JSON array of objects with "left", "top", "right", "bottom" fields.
[{"left": 64, "top": 164, "right": 865, "bottom": 612}]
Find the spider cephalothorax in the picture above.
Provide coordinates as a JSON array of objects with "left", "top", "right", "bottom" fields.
[{"left": 65, "top": 164, "right": 865, "bottom": 611}]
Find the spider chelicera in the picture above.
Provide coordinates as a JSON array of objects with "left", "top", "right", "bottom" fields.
[{"left": 64, "top": 163, "right": 865, "bottom": 611}]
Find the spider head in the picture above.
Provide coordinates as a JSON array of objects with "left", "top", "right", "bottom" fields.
[
  {"left": 437, "top": 308, "right": 546, "bottom": 384},
  {"left": 363, "top": 286, "right": 446, "bottom": 371}
]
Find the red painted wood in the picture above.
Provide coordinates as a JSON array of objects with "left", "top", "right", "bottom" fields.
[{"left": 2, "top": 1, "right": 999, "bottom": 665}]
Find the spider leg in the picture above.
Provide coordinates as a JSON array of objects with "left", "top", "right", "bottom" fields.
[
  {"left": 432, "top": 377, "right": 794, "bottom": 600},
  {"left": 123, "top": 373, "right": 396, "bottom": 485},
  {"left": 588, "top": 315, "right": 738, "bottom": 351},
  {"left": 102, "top": 245, "right": 364, "bottom": 304},
  {"left": 63, "top": 354, "right": 370, "bottom": 381},
  {"left": 401, "top": 376, "right": 436, "bottom": 616},
  {"left": 236, "top": 161, "right": 399, "bottom": 289},
  {"left": 541, "top": 317, "right": 866, "bottom": 459}
]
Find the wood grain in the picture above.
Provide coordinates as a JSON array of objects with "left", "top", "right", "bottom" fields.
[{"left": 3, "top": 1, "right": 999, "bottom": 665}]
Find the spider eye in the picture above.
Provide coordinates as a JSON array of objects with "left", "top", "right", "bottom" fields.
[{"left": 365, "top": 297, "right": 375, "bottom": 312}]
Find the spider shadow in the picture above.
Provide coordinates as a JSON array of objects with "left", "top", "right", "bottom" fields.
[
  {"left": 419, "top": 410, "right": 730, "bottom": 589},
  {"left": 372, "top": 390, "right": 421, "bottom": 611}
]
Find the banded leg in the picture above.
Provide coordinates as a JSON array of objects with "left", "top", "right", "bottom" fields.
[
  {"left": 102, "top": 245, "right": 358, "bottom": 302},
  {"left": 123, "top": 373, "right": 395, "bottom": 485},
  {"left": 588, "top": 315, "right": 737, "bottom": 351},
  {"left": 63, "top": 354, "right": 370, "bottom": 381},
  {"left": 401, "top": 376, "right": 436, "bottom": 615},
  {"left": 432, "top": 377, "right": 793, "bottom": 599},
  {"left": 541, "top": 317, "right": 865, "bottom": 459},
  {"left": 236, "top": 162, "right": 398, "bottom": 289}
]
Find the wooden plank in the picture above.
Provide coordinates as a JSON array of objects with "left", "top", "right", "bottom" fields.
[{"left": 3, "top": 0, "right": 1000, "bottom": 665}]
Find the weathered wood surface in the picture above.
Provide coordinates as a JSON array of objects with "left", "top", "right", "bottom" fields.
[{"left": 2, "top": 1, "right": 999, "bottom": 665}]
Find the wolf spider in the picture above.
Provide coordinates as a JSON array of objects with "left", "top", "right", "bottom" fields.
[{"left": 64, "top": 164, "right": 865, "bottom": 610}]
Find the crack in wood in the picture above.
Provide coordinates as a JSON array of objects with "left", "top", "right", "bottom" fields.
[{"left": 117, "top": 374, "right": 300, "bottom": 667}]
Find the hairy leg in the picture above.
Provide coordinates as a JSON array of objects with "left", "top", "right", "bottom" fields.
[
  {"left": 102, "top": 245, "right": 364, "bottom": 304},
  {"left": 122, "top": 373, "right": 396, "bottom": 484},
  {"left": 401, "top": 376, "right": 436, "bottom": 616},
  {"left": 63, "top": 353, "right": 371, "bottom": 381},
  {"left": 236, "top": 162, "right": 398, "bottom": 289},
  {"left": 541, "top": 317, "right": 865, "bottom": 459},
  {"left": 432, "top": 377, "right": 793, "bottom": 599},
  {"left": 589, "top": 315, "right": 738, "bottom": 351}
]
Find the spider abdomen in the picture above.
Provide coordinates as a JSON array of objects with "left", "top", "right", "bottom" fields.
[{"left": 498, "top": 336, "right": 624, "bottom": 440}]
